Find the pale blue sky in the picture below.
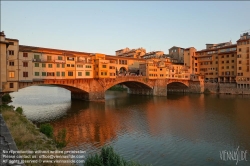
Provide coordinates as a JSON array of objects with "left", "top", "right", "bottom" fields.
[{"left": 1, "top": 1, "right": 250, "bottom": 55}]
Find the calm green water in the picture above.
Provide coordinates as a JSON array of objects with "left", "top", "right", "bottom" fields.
[{"left": 10, "top": 86, "right": 250, "bottom": 166}]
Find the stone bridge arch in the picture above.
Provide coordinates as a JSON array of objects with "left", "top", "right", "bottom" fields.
[
  {"left": 166, "top": 79, "right": 190, "bottom": 87},
  {"left": 103, "top": 77, "right": 154, "bottom": 91},
  {"left": 19, "top": 80, "right": 90, "bottom": 93},
  {"left": 166, "top": 80, "right": 190, "bottom": 93}
]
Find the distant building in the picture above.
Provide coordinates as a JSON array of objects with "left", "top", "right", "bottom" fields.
[
  {"left": 168, "top": 46, "right": 185, "bottom": 63},
  {"left": 115, "top": 47, "right": 146, "bottom": 58},
  {"left": 236, "top": 32, "right": 250, "bottom": 88}
]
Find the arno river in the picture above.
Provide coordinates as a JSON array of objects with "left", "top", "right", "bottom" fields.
[{"left": 9, "top": 86, "right": 250, "bottom": 166}]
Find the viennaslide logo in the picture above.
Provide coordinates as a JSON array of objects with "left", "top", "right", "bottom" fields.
[{"left": 220, "top": 146, "right": 248, "bottom": 165}]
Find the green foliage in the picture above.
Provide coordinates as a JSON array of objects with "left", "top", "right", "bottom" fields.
[
  {"left": 85, "top": 146, "right": 145, "bottom": 166},
  {"left": 15, "top": 107, "right": 23, "bottom": 115},
  {"left": 2, "top": 93, "right": 12, "bottom": 103},
  {"left": 108, "top": 85, "right": 127, "bottom": 91},
  {"left": 204, "top": 88, "right": 211, "bottom": 94},
  {"left": 55, "top": 128, "right": 67, "bottom": 148},
  {"left": 39, "top": 123, "right": 53, "bottom": 138}
]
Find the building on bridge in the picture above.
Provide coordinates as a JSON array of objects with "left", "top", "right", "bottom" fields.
[
  {"left": 1, "top": 31, "right": 203, "bottom": 95},
  {"left": 115, "top": 47, "right": 146, "bottom": 58}
]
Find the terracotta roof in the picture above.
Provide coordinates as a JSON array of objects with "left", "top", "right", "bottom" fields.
[{"left": 19, "top": 45, "right": 92, "bottom": 55}]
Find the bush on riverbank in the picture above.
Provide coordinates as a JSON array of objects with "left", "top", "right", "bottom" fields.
[
  {"left": 15, "top": 107, "right": 23, "bottom": 114},
  {"left": 204, "top": 88, "right": 211, "bottom": 94},
  {"left": 40, "top": 123, "right": 54, "bottom": 138},
  {"left": 1, "top": 93, "right": 12, "bottom": 103},
  {"left": 85, "top": 146, "right": 145, "bottom": 166}
]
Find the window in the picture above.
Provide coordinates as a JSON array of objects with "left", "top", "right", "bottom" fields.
[
  {"left": 34, "top": 54, "right": 40, "bottom": 59},
  {"left": 239, "top": 67, "right": 242, "bottom": 70},
  {"left": 47, "top": 56, "right": 52, "bottom": 61},
  {"left": 102, "top": 65, "right": 106, "bottom": 68},
  {"left": 42, "top": 63, "right": 46, "bottom": 68},
  {"left": 67, "top": 64, "right": 70, "bottom": 67},
  {"left": 238, "top": 54, "right": 241, "bottom": 58},
  {"left": 48, "top": 64, "right": 53, "bottom": 68},
  {"left": 86, "top": 65, "right": 91, "bottom": 68},
  {"left": 216, "top": 61, "right": 218, "bottom": 64},
  {"left": 35, "top": 72, "right": 39, "bottom": 76},
  {"left": 78, "top": 72, "right": 82, "bottom": 76},
  {"left": 23, "top": 72, "right": 28, "bottom": 77},
  {"left": 8, "top": 50, "right": 14, "bottom": 55},
  {"left": 58, "top": 56, "right": 62, "bottom": 60},
  {"left": 101, "top": 72, "right": 103, "bottom": 75},
  {"left": 222, "top": 55, "right": 224, "bottom": 58},
  {"left": 239, "top": 48, "right": 241, "bottom": 52},
  {"left": 62, "top": 64, "right": 65, "bottom": 68},
  {"left": 222, "top": 72, "right": 224, "bottom": 75},
  {"left": 226, "top": 55, "right": 229, "bottom": 58},
  {"left": 232, "top": 66, "right": 234, "bottom": 69},
  {"left": 23, "top": 53, "right": 28, "bottom": 57},
  {"left": 56, "top": 72, "right": 60, "bottom": 76},
  {"left": 222, "top": 61, "right": 224, "bottom": 64},
  {"left": 47, "top": 72, "right": 54, "bottom": 76},
  {"left": 232, "top": 60, "right": 234, "bottom": 63},
  {"left": 239, "top": 61, "right": 241, "bottom": 64},
  {"left": 42, "top": 72, "right": 46, "bottom": 76},
  {"left": 226, "top": 66, "right": 229, "bottom": 69},
  {"left": 9, "top": 83, "right": 14, "bottom": 88},
  {"left": 35, "top": 63, "right": 39, "bottom": 67},
  {"left": 61, "top": 72, "right": 65, "bottom": 77},
  {"left": 71, "top": 64, "right": 74, "bottom": 67},
  {"left": 77, "top": 65, "right": 83, "bottom": 68},
  {"left": 232, "top": 54, "right": 234, "bottom": 57},
  {"left": 23, "top": 62, "right": 28, "bottom": 67},
  {"left": 9, "top": 42, "right": 14, "bottom": 45},
  {"left": 9, "top": 61, "right": 14, "bottom": 66},
  {"left": 222, "top": 66, "right": 224, "bottom": 69},
  {"left": 9, "top": 72, "right": 14, "bottom": 78},
  {"left": 57, "top": 64, "right": 60, "bottom": 68},
  {"left": 68, "top": 72, "right": 73, "bottom": 76}
]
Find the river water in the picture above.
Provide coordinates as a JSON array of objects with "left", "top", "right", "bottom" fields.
[{"left": 9, "top": 86, "right": 250, "bottom": 166}]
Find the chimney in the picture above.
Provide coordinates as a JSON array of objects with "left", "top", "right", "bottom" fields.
[{"left": 0, "top": 31, "right": 6, "bottom": 41}]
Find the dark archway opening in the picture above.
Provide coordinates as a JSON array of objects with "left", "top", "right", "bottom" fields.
[{"left": 167, "top": 82, "right": 189, "bottom": 94}]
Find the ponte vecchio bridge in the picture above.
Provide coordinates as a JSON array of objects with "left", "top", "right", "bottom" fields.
[{"left": 18, "top": 76, "right": 203, "bottom": 101}]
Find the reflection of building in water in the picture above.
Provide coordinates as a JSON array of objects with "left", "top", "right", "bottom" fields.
[{"left": 52, "top": 103, "right": 120, "bottom": 147}]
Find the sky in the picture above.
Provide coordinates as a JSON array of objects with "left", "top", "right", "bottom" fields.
[{"left": 1, "top": 1, "right": 250, "bottom": 55}]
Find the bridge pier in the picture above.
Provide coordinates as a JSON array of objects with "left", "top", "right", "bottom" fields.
[
  {"left": 153, "top": 79, "right": 168, "bottom": 96},
  {"left": 153, "top": 86, "right": 167, "bottom": 96}
]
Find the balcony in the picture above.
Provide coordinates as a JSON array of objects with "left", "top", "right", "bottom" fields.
[
  {"left": 55, "top": 59, "right": 66, "bottom": 63},
  {"left": 32, "top": 58, "right": 41, "bottom": 62}
]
